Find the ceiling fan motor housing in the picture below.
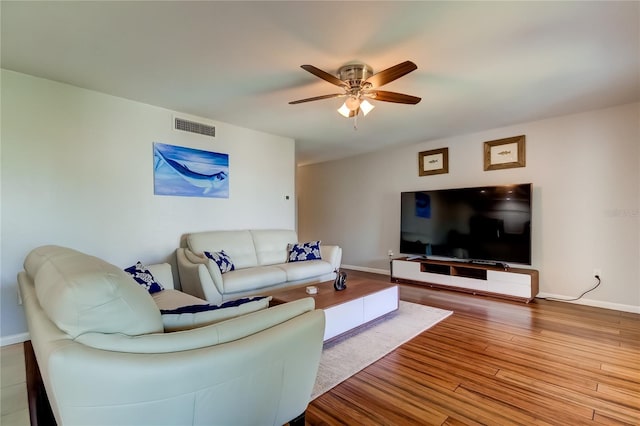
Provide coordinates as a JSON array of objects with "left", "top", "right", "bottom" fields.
[{"left": 338, "top": 63, "right": 373, "bottom": 90}]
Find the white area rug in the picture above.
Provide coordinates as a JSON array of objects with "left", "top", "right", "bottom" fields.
[{"left": 311, "top": 301, "right": 453, "bottom": 400}]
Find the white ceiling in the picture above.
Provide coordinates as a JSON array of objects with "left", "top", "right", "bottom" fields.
[{"left": 2, "top": 1, "right": 639, "bottom": 165}]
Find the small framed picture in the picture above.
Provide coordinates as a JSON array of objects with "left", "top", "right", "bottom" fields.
[
  {"left": 418, "top": 148, "right": 449, "bottom": 176},
  {"left": 484, "top": 135, "right": 526, "bottom": 171}
]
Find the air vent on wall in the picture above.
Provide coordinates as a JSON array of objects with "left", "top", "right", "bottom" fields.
[{"left": 174, "top": 117, "right": 215, "bottom": 138}]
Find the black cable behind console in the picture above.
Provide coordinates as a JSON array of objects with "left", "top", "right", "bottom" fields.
[{"left": 468, "top": 259, "right": 510, "bottom": 270}]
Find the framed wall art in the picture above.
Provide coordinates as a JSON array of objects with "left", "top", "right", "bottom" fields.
[
  {"left": 153, "top": 142, "right": 229, "bottom": 198},
  {"left": 418, "top": 147, "right": 449, "bottom": 176},
  {"left": 484, "top": 135, "right": 526, "bottom": 171}
]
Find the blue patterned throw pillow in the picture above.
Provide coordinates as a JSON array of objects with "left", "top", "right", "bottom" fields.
[
  {"left": 160, "top": 296, "right": 268, "bottom": 314},
  {"left": 288, "top": 241, "right": 322, "bottom": 262},
  {"left": 124, "top": 262, "right": 164, "bottom": 294},
  {"left": 204, "top": 250, "right": 235, "bottom": 274}
]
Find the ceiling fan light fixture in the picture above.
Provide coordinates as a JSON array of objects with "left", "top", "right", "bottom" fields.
[
  {"left": 338, "top": 97, "right": 374, "bottom": 118},
  {"left": 360, "top": 99, "right": 374, "bottom": 116},
  {"left": 345, "top": 96, "right": 361, "bottom": 111},
  {"left": 337, "top": 102, "right": 352, "bottom": 118}
]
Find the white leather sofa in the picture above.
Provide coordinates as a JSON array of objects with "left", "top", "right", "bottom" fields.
[
  {"left": 177, "top": 229, "right": 342, "bottom": 305},
  {"left": 18, "top": 245, "right": 325, "bottom": 426}
]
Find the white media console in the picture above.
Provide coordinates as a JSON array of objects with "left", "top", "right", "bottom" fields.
[{"left": 391, "top": 257, "right": 539, "bottom": 302}]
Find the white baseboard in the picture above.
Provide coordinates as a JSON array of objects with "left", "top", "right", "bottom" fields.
[
  {"left": 341, "top": 264, "right": 389, "bottom": 276},
  {"left": 536, "top": 292, "right": 640, "bottom": 314},
  {"left": 1, "top": 332, "right": 30, "bottom": 347}
]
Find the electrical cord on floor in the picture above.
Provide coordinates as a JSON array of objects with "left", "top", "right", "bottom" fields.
[{"left": 538, "top": 275, "right": 601, "bottom": 302}]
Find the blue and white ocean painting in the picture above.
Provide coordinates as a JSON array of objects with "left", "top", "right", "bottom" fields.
[{"left": 153, "top": 142, "right": 229, "bottom": 198}]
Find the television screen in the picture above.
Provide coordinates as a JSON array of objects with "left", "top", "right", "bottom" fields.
[{"left": 400, "top": 183, "right": 532, "bottom": 265}]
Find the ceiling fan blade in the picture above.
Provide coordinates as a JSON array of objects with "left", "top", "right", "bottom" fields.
[
  {"left": 369, "top": 90, "right": 421, "bottom": 104},
  {"left": 301, "top": 65, "right": 348, "bottom": 88},
  {"left": 289, "top": 93, "right": 345, "bottom": 104},
  {"left": 364, "top": 61, "right": 417, "bottom": 88}
]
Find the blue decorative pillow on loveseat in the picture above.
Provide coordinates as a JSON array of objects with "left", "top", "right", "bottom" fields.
[
  {"left": 204, "top": 250, "right": 235, "bottom": 274},
  {"left": 288, "top": 241, "right": 322, "bottom": 262},
  {"left": 124, "top": 261, "right": 164, "bottom": 294}
]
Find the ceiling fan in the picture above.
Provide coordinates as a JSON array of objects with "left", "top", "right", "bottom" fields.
[{"left": 289, "top": 60, "right": 421, "bottom": 119}]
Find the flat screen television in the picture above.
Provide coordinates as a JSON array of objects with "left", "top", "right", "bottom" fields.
[{"left": 400, "top": 183, "right": 532, "bottom": 265}]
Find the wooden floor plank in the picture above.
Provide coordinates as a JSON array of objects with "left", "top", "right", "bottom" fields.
[
  {"left": 348, "top": 372, "right": 450, "bottom": 424},
  {"left": 374, "top": 355, "right": 462, "bottom": 392},
  {"left": 364, "top": 360, "right": 537, "bottom": 426},
  {"left": 593, "top": 411, "right": 638, "bottom": 426},
  {"left": 513, "top": 332, "right": 640, "bottom": 366},
  {"left": 495, "top": 369, "right": 640, "bottom": 423},
  {"left": 600, "top": 364, "right": 640, "bottom": 382}
]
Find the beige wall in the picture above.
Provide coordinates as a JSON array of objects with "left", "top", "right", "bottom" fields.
[
  {"left": 298, "top": 102, "right": 640, "bottom": 312},
  {"left": 1, "top": 70, "right": 296, "bottom": 342}
]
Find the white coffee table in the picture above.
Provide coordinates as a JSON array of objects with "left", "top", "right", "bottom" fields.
[{"left": 270, "top": 278, "right": 399, "bottom": 341}]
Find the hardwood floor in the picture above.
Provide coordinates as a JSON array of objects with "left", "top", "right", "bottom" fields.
[
  {"left": 306, "top": 270, "right": 640, "bottom": 425},
  {"left": 2, "top": 270, "right": 638, "bottom": 425},
  {"left": 0, "top": 342, "right": 28, "bottom": 425}
]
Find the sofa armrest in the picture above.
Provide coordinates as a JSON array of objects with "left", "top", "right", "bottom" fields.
[
  {"left": 176, "top": 248, "right": 224, "bottom": 305},
  {"left": 42, "top": 298, "right": 325, "bottom": 426},
  {"left": 146, "top": 263, "right": 174, "bottom": 290},
  {"left": 74, "top": 297, "right": 320, "bottom": 353},
  {"left": 321, "top": 245, "right": 342, "bottom": 270}
]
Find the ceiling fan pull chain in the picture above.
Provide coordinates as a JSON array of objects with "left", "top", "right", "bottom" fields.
[{"left": 353, "top": 111, "right": 358, "bottom": 130}]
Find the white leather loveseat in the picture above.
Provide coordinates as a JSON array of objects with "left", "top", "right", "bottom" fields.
[
  {"left": 18, "top": 245, "right": 325, "bottom": 426},
  {"left": 177, "top": 229, "right": 342, "bottom": 305}
]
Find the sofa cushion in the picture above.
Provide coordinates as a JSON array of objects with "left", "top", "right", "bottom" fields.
[
  {"left": 161, "top": 296, "right": 269, "bottom": 314},
  {"left": 222, "top": 265, "right": 287, "bottom": 294},
  {"left": 152, "top": 288, "right": 208, "bottom": 311},
  {"left": 277, "top": 260, "right": 335, "bottom": 282},
  {"left": 288, "top": 241, "right": 322, "bottom": 262},
  {"left": 187, "top": 230, "right": 258, "bottom": 269},
  {"left": 124, "top": 261, "right": 165, "bottom": 294},
  {"left": 160, "top": 296, "right": 272, "bottom": 332},
  {"left": 251, "top": 229, "right": 297, "bottom": 266},
  {"left": 204, "top": 250, "right": 235, "bottom": 273},
  {"left": 25, "top": 245, "right": 163, "bottom": 338}
]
